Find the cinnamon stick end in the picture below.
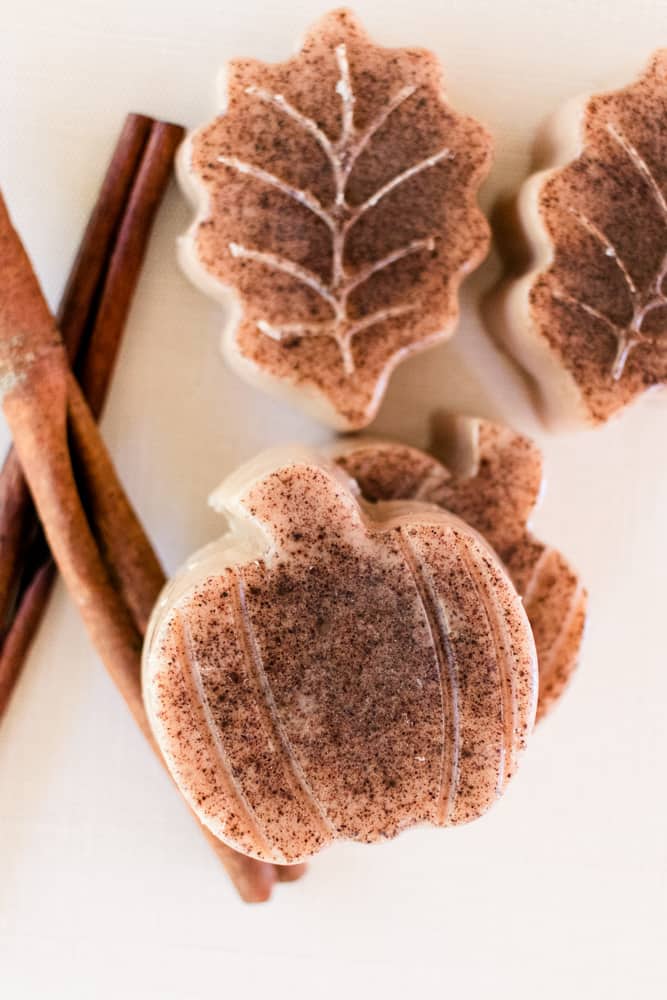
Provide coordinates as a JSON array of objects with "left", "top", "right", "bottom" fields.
[{"left": 275, "top": 862, "right": 308, "bottom": 884}]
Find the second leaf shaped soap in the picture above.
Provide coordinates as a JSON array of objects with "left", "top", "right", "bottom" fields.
[
  {"left": 493, "top": 50, "right": 667, "bottom": 426},
  {"left": 179, "top": 8, "right": 492, "bottom": 429}
]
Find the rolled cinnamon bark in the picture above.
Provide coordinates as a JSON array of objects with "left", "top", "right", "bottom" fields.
[{"left": 0, "top": 113, "right": 155, "bottom": 710}]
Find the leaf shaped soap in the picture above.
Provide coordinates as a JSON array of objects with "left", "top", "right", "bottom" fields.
[
  {"left": 143, "top": 449, "right": 537, "bottom": 864},
  {"left": 179, "top": 8, "right": 492, "bottom": 429},
  {"left": 491, "top": 51, "right": 667, "bottom": 426},
  {"left": 334, "top": 415, "right": 587, "bottom": 721}
]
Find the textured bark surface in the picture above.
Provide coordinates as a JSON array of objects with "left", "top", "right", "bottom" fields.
[
  {"left": 182, "top": 8, "right": 492, "bottom": 428},
  {"left": 145, "top": 453, "right": 537, "bottom": 864}
]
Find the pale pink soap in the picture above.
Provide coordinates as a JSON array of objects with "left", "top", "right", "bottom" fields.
[
  {"left": 142, "top": 448, "right": 537, "bottom": 864},
  {"left": 490, "top": 51, "right": 667, "bottom": 427},
  {"left": 178, "top": 8, "right": 492, "bottom": 430}
]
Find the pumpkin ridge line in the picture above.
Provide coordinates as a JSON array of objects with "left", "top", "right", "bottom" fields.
[
  {"left": 459, "top": 545, "right": 517, "bottom": 793},
  {"left": 233, "top": 572, "right": 338, "bottom": 846},
  {"left": 176, "top": 606, "right": 277, "bottom": 859},
  {"left": 396, "top": 529, "right": 459, "bottom": 826}
]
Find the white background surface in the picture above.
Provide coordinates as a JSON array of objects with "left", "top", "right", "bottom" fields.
[{"left": 1, "top": 1, "right": 666, "bottom": 997}]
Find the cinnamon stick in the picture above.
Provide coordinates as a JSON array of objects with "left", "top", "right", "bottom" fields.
[
  {"left": 78, "top": 121, "right": 182, "bottom": 419},
  {"left": 0, "top": 113, "right": 154, "bottom": 707},
  {"left": 0, "top": 560, "right": 53, "bottom": 711},
  {"left": 58, "top": 113, "right": 154, "bottom": 364},
  {"left": 0, "top": 159, "right": 303, "bottom": 899},
  {"left": 0, "top": 191, "right": 281, "bottom": 902},
  {"left": 0, "top": 118, "right": 180, "bottom": 694},
  {"left": 0, "top": 450, "right": 33, "bottom": 636}
]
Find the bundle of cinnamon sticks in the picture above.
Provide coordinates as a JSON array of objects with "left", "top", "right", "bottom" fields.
[{"left": 0, "top": 114, "right": 304, "bottom": 902}]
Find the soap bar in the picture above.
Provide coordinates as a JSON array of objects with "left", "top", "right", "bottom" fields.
[
  {"left": 334, "top": 414, "right": 587, "bottom": 721},
  {"left": 179, "top": 8, "right": 492, "bottom": 429},
  {"left": 491, "top": 50, "right": 667, "bottom": 426},
  {"left": 143, "top": 448, "right": 536, "bottom": 864}
]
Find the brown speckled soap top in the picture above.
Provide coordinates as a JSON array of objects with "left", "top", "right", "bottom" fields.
[
  {"left": 182, "top": 7, "right": 492, "bottom": 429},
  {"left": 519, "top": 50, "right": 666, "bottom": 423},
  {"left": 145, "top": 454, "right": 536, "bottom": 864},
  {"left": 335, "top": 415, "right": 587, "bottom": 721}
]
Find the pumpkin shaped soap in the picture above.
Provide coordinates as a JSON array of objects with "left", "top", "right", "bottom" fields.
[
  {"left": 178, "top": 7, "right": 492, "bottom": 429},
  {"left": 143, "top": 448, "right": 537, "bottom": 865}
]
